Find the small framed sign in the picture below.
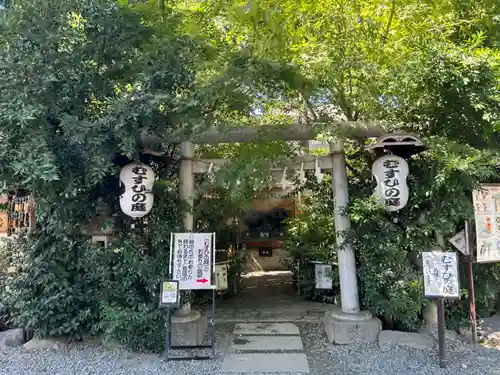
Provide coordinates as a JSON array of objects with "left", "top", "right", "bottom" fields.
[
  {"left": 313, "top": 262, "right": 333, "bottom": 290},
  {"left": 422, "top": 251, "right": 460, "bottom": 299},
  {"left": 159, "top": 280, "right": 180, "bottom": 308}
]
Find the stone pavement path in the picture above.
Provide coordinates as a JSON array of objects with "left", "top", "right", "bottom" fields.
[
  {"left": 220, "top": 322, "right": 310, "bottom": 373},
  {"left": 204, "top": 271, "right": 330, "bottom": 323}
]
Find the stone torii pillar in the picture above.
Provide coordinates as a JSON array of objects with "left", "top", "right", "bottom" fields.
[
  {"left": 330, "top": 140, "right": 359, "bottom": 313},
  {"left": 324, "top": 140, "right": 382, "bottom": 344},
  {"left": 169, "top": 141, "right": 209, "bottom": 347},
  {"left": 177, "top": 141, "right": 194, "bottom": 316}
]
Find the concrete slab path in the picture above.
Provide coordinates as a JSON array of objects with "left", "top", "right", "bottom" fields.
[{"left": 221, "top": 322, "right": 310, "bottom": 373}]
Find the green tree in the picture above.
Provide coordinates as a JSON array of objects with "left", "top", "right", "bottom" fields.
[{"left": 0, "top": 0, "right": 255, "bottom": 348}]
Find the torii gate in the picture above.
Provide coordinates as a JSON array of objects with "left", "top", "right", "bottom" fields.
[{"left": 152, "top": 120, "right": 386, "bottom": 344}]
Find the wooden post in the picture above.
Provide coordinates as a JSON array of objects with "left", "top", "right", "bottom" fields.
[
  {"left": 436, "top": 298, "right": 447, "bottom": 368},
  {"left": 465, "top": 220, "right": 477, "bottom": 345},
  {"left": 435, "top": 233, "right": 447, "bottom": 368}
]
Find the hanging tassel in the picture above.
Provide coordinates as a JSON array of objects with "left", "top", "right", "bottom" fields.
[
  {"left": 207, "top": 162, "right": 216, "bottom": 183},
  {"left": 297, "top": 162, "right": 307, "bottom": 185},
  {"left": 280, "top": 167, "right": 293, "bottom": 187},
  {"left": 314, "top": 158, "right": 324, "bottom": 183}
]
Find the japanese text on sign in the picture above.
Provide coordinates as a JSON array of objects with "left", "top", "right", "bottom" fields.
[
  {"left": 130, "top": 165, "right": 149, "bottom": 213},
  {"left": 472, "top": 184, "right": 500, "bottom": 263},
  {"left": 171, "top": 233, "right": 214, "bottom": 290},
  {"left": 160, "top": 281, "right": 179, "bottom": 306},
  {"left": 422, "top": 251, "right": 460, "bottom": 298},
  {"left": 119, "top": 163, "right": 155, "bottom": 218},
  {"left": 371, "top": 155, "right": 409, "bottom": 212}
]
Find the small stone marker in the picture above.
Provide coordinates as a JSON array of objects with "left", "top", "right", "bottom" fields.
[{"left": 0, "top": 328, "right": 24, "bottom": 347}]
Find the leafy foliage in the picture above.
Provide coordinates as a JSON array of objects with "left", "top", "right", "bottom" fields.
[
  {"left": 0, "top": 0, "right": 250, "bottom": 351},
  {"left": 1, "top": 230, "right": 100, "bottom": 338},
  {"left": 284, "top": 174, "right": 340, "bottom": 302}
]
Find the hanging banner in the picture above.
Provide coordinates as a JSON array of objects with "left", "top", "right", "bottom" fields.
[
  {"left": 313, "top": 262, "right": 333, "bottom": 290},
  {"left": 422, "top": 251, "right": 460, "bottom": 298},
  {"left": 472, "top": 184, "right": 500, "bottom": 263},
  {"left": 371, "top": 155, "right": 409, "bottom": 212},
  {"left": 119, "top": 163, "right": 155, "bottom": 218},
  {"left": 170, "top": 233, "right": 215, "bottom": 290}
]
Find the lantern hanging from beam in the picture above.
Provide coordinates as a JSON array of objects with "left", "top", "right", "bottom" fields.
[
  {"left": 119, "top": 162, "right": 155, "bottom": 218},
  {"left": 372, "top": 154, "right": 409, "bottom": 212}
]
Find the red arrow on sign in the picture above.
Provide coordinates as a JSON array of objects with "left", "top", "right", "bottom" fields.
[{"left": 196, "top": 278, "right": 209, "bottom": 284}]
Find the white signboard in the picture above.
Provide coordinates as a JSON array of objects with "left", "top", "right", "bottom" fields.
[
  {"left": 372, "top": 155, "right": 409, "bottom": 212},
  {"left": 473, "top": 184, "right": 500, "bottom": 263},
  {"left": 422, "top": 251, "right": 460, "bottom": 298},
  {"left": 449, "top": 230, "right": 468, "bottom": 256},
  {"left": 170, "top": 233, "right": 214, "bottom": 290},
  {"left": 314, "top": 263, "right": 333, "bottom": 289}
]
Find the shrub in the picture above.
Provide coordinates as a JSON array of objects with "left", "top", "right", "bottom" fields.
[{"left": 1, "top": 231, "right": 100, "bottom": 339}]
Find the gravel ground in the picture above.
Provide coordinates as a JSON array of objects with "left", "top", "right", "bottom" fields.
[
  {"left": 302, "top": 322, "right": 500, "bottom": 375},
  {"left": 1, "top": 321, "right": 500, "bottom": 375}
]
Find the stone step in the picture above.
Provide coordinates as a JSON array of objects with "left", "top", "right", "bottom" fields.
[
  {"left": 234, "top": 322, "right": 300, "bottom": 336},
  {"left": 232, "top": 335, "right": 304, "bottom": 351},
  {"left": 221, "top": 353, "right": 310, "bottom": 373}
]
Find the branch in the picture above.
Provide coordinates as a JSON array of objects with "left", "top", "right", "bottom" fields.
[
  {"left": 299, "top": 90, "right": 318, "bottom": 122},
  {"left": 337, "top": 86, "right": 354, "bottom": 121},
  {"left": 345, "top": 160, "right": 362, "bottom": 177},
  {"left": 381, "top": 0, "right": 396, "bottom": 46}
]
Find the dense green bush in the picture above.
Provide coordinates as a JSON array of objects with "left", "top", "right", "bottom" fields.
[
  {"left": 90, "top": 236, "right": 170, "bottom": 352},
  {"left": 87, "top": 179, "right": 183, "bottom": 352},
  {"left": 1, "top": 231, "right": 101, "bottom": 339},
  {"left": 0, "top": 180, "right": 181, "bottom": 351}
]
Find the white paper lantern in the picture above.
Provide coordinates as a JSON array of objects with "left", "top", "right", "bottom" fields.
[
  {"left": 372, "top": 155, "right": 409, "bottom": 212},
  {"left": 119, "top": 162, "right": 155, "bottom": 218}
]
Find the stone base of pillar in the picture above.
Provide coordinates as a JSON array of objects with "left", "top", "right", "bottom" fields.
[
  {"left": 324, "top": 306, "right": 382, "bottom": 344},
  {"left": 170, "top": 309, "right": 208, "bottom": 346}
]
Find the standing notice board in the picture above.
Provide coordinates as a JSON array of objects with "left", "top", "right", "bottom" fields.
[
  {"left": 166, "top": 232, "right": 216, "bottom": 361},
  {"left": 422, "top": 250, "right": 460, "bottom": 368},
  {"left": 473, "top": 184, "right": 500, "bottom": 263},
  {"left": 422, "top": 251, "right": 460, "bottom": 299},
  {"left": 170, "top": 232, "right": 215, "bottom": 290}
]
